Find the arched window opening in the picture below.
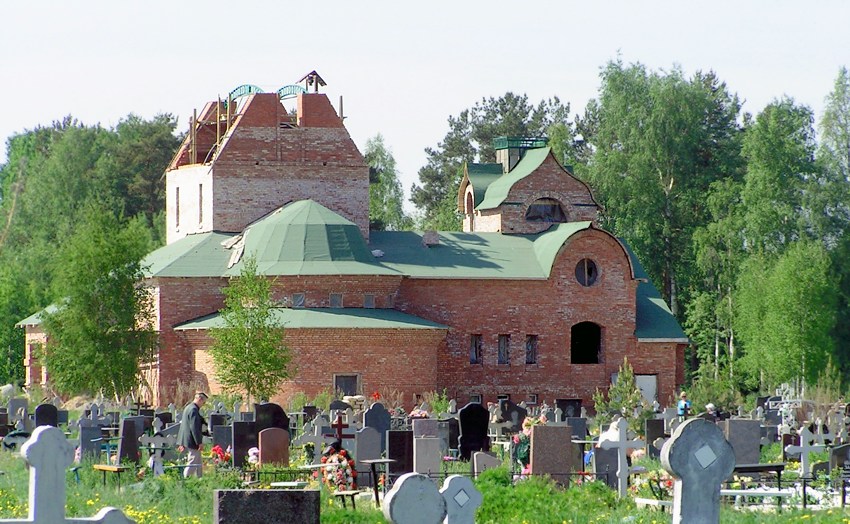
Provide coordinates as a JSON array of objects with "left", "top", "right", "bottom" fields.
[
  {"left": 525, "top": 198, "right": 567, "bottom": 223},
  {"left": 571, "top": 322, "right": 601, "bottom": 364},
  {"left": 465, "top": 192, "right": 474, "bottom": 215}
]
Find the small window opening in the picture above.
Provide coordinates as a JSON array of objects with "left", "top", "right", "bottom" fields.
[
  {"left": 292, "top": 293, "right": 305, "bottom": 308},
  {"left": 330, "top": 293, "right": 343, "bottom": 308},
  {"left": 470, "top": 334, "right": 483, "bottom": 364},
  {"left": 334, "top": 374, "right": 359, "bottom": 396},
  {"left": 498, "top": 334, "right": 511, "bottom": 365},
  {"left": 364, "top": 294, "right": 375, "bottom": 308},
  {"left": 575, "top": 259, "right": 598, "bottom": 286},
  {"left": 526, "top": 198, "right": 567, "bottom": 223},
  {"left": 571, "top": 322, "right": 601, "bottom": 364},
  {"left": 525, "top": 335, "right": 538, "bottom": 364}
]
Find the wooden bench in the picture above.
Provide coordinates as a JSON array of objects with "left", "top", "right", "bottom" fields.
[
  {"left": 333, "top": 489, "right": 360, "bottom": 509},
  {"left": 92, "top": 464, "right": 129, "bottom": 489}
]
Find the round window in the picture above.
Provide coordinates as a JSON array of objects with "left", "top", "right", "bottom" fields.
[{"left": 575, "top": 259, "right": 598, "bottom": 286}]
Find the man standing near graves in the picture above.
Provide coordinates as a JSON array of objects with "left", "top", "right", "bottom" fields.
[
  {"left": 177, "top": 391, "right": 208, "bottom": 478},
  {"left": 677, "top": 391, "right": 691, "bottom": 421}
]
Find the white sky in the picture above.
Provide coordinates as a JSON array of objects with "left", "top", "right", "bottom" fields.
[{"left": 2, "top": 1, "right": 848, "bottom": 213}]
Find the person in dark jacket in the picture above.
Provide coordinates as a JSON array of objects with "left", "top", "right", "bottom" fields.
[{"left": 177, "top": 392, "right": 208, "bottom": 477}]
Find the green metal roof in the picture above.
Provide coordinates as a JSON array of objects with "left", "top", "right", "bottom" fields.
[
  {"left": 635, "top": 282, "right": 689, "bottom": 342},
  {"left": 369, "top": 222, "right": 592, "bottom": 279},
  {"left": 225, "top": 200, "right": 399, "bottom": 276},
  {"left": 466, "top": 163, "right": 503, "bottom": 208},
  {"left": 16, "top": 304, "right": 60, "bottom": 327},
  {"left": 142, "top": 232, "right": 233, "bottom": 278},
  {"left": 477, "top": 147, "right": 551, "bottom": 210},
  {"left": 174, "top": 307, "right": 448, "bottom": 330}
]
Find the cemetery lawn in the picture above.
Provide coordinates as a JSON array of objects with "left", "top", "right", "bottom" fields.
[{"left": 1, "top": 453, "right": 850, "bottom": 524}]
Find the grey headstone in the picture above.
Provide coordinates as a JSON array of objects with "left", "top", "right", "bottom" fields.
[
  {"left": 383, "top": 473, "right": 446, "bottom": 524},
  {"left": 662, "top": 418, "right": 736, "bottom": 524},
  {"left": 213, "top": 425, "right": 233, "bottom": 451},
  {"left": 440, "top": 418, "right": 459, "bottom": 451},
  {"left": 720, "top": 419, "right": 761, "bottom": 465},
  {"left": 7, "top": 398, "right": 27, "bottom": 423},
  {"left": 364, "top": 402, "right": 391, "bottom": 452},
  {"left": 79, "top": 425, "right": 102, "bottom": 460},
  {"left": 472, "top": 451, "right": 501, "bottom": 476},
  {"left": 387, "top": 430, "right": 414, "bottom": 475},
  {"left": 593, "top": 445, "right": 618, "bottom": 490},
  {"left": 414, "top": 437, "right": 442, "bottom": 475},
  {"left": 214, "top": 489, "right": 319, "bottom": 524},
  {"left": 354, "top": 426, "right": 382, "bottom": 475},
  {"left": 440, "top": 475, "right": 482, "bottom": 524},
  {"left": 413, "top": 418, "right": 439, "bottom": 438}
]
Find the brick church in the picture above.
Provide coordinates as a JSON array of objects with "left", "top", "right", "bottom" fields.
[{"left": 21, "top": 75, "right": 687, "bottom": 411}]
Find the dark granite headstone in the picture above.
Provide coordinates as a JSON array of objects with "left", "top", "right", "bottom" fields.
[
  {"left": 329, "top": 400, "right": 352, "bottom": 412},
  {"left": 593, "top": 445, "right": 618, "bottom": 490},
  {"left": 139, "top": 408, "right": 155, "bottom": 418},
  {"left": 79, "top": 425, "right": 102, "bottom": 460},
  {"left": 34, "top": 404, "right": 58, "bottom": 427},
  {"left": 214, "top": 489, "right": 319, "bottom": 524},
  {"left": 458, "top": 402, "right": 491, "bottom": 460},
  {"left": 761, "top": 425, "right": 778, "bottom": 444},
  {"left": 364, "top": 402, "right": 391, "bottom": 452},
  {"left": 831, "top": 443, "right": 850, "bottom": 477},
  {"left": 301, "top": 405, "right": 318, "bottom": 423},
  {"left": 720, "top": 419, "right": 762, "bottom": 464},
  {"left": 209, "top": 413, "right": 228, "bottom": 429},
  {"left": 117, "top": 418, "right": 140, "bottom": 464},
  {"left": 213, "top": 425, "right": 233, "bottom": 451},
  {"left": 555, "top": 399, "right": 582, "bottom": 420},
  {"left": 498, "top": 399, "right": 527, "bottom": 433},
  {"left": 387, "top": 430, "right": 414, "bottom": 475},
  {"left": 756, "top": 396, "right": 770, "bottom": 410},
  {"left": 645, "top": 418, "right": 667, "bottom": 459},
  {"left": 57, "top": 410, "right": 69, "bottom": 426},
  {"left": 123, "top": 415, "right": 149, "bottom": 438},
  {"left": 254, "top": 402, "right": 289, "bottom": 435},
  {"left": 439, "top": 418, "right": 459, "bottom": 451},
  {"left": 764, "top": 410, "right": 782, "bottom": 426},
  {"left": 232, "top": 421, "right": 258, "bottom": 469},
  {"left": 240, "top": 412, "right": 255, "bottom": 422},
  {"left": 155, "top": 412, "right": 173, "bottom": 427}
]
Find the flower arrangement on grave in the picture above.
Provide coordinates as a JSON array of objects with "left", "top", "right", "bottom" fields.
[
  {"left": 630, "top": 468, "right": 674, "bottom": 499},
  {"left": 512, "top": 414, "right": 548, "bottom": 472},
  {"left": 303, "top": 442, "right": 315, "bottom": 464},
  {"left": 209, "top": 445, "right": 232, "bottom": 466},
  {"left": 244, "top": 446, "right": 260, "bottom": 469},
  {"left": 371, "top": 390, "right": 381, "bottom": 401},
  {"left": 408, "top": 408, "right": 429, "bottom": 419},
  {"left": 391, "top": 406, "right": 406, "bottom": 418},
  {"left": 318, "top": 445, "right": 357, "bottom": 491}
]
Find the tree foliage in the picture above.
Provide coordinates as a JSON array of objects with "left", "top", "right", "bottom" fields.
[
  {"left": 591, "top": 357, "right": 653, "bottom": 435},
  {"left": 41, "top": 204, "right": 156, "bottom": 398},
  {"left": 208, "top": 256, "right": 292, "bottom": 406},
  {"left": 365, "top": 134, "right": 411, "bottom": 231}
]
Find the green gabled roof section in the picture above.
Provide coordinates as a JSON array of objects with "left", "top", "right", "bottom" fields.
[
  {"left": 16, "top": 303, "right": 60, "bottom": 328},
  {"left": 477, "top": 147, "right": 551, "bottom": 210},
  {"left": 369, "top": 222, "right": 595, "bottom": 279},
  {"left": 225, "top": 200, "right": 399, "bottom": 276},
  {"left": 143, "top": 232, "right": 233, "bottom": 277},
  {"left": 174, "top": 307, "right": 448, "bottom": 330},
  {"left": 466, "top": 163, "right": 503, "bottom": 208},
  {"left": 635, "top": 282, "right": 689, "bottom": 342}
]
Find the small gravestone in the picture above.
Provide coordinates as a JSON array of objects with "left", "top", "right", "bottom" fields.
[
  {"left": 720, "top": 419, "right": 761, "bottom": 464},
  {"left": 440, "top": 475, "right": 482, "bottom": 524},
  {"left": 383, "top": 473, "right": 446, "bottom": 524},
  {"left": 472, "top": 452, "right": 501, "bottom": 476},
  {"left": 254, "top": 403, "right": 288, "bottom": 435},
  {"left": 364, "top": 402, "right": 391, "bottom": 452},
  {"left": 7, "top": 398, "right": 27, "bottom": 424},
  {"left": 414, "top": 437, "right": 442, "bottom": 475},
  {"left": 645, "top": 418, "right": 666, "bottom": 459},
  {"left": 440, "top": 418, "right": 459, "bottom": 452},
  {"left": 530, "top": 425, "right": 573, "bottom": 486},
  {"left": 33, "top": 405, "right": 58, "bottom": 428},
  {"left": 598, "top": 417, "right": 644, "bottom": 498},
  {"left": 209, "top": 414, "right": 227, "bottom": 429},
  {"left": 78, "top": 426, "right": 102, "bottom": 460},
  {"left": 232, "top": 421, "right": 258, "bottom": 468},
  {"left": 214, "top": 489, "right": 319, "bottom": 524},
  {"left": 782, "top": 433, "right": 801, "bottom": 460},
  {"left": 354, "top": 426, "right": 381, "bottom": 475},
  {"left": 7, "top": 426, "right": 133, "bottom": 523},
  {"left": 388, "top": 430, "right": 414, "bottom": 474},
  {"left": 830, "top": 443, "right": 850, "bottom": 476},
  {"left": 413, "top": 418, "right": 439, "bottom": 438},
  {"left": 661, "top": 418, "right": 736, "bottom": 524},
  {"left": 57, "top": 410, "right": 69, "bottom": 426},
  {"left": 117, "top": 418, "right": 140, "bottom": 465},
  {"left": 329, "top": 400, "right": 352, "bottom": 413},
  {"left": 154, "top": 412, "right": 173, "bottom": 427},
  {"left": 458, "top": 403, "right": 490, "bottom": 460},
  {"left": 556, "top": 399, "right": 581, "bottom": 419},
  {"left": 497, "top": 399, "right": 527, "bottom": 434},
  {"left": 258, "top": 427, "right": 290, "bottom": 466},
  {"left": 593, "top": 445, "right": 618, "bottom": 490},
  {"left": 213, "top": 425, "right": 233, "bottom": 451},
  {"left": 123, "top": 416, "right": 148, "bottom": 440}
]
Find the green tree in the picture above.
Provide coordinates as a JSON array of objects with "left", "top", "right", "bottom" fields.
[
  {"left": 411, "top": 93, "right": 572, "bottom": 228},
  {"left": 591, "top": 357, "right": 653, "bottom": 435},
  {"left": 735, "top": 241, "right": 837, "bottom": 389},
  {"left": 41, "top": 204, "right": 156, "bottom": 398},
  {"left": 365, "top": 134, "right": 411, "bottom": 231},
  {"left": 586, "top": 62, "right": 743, "bottom": 316},
  {"left": 208, "top": 256, "right": 292, "bottom": 406}
]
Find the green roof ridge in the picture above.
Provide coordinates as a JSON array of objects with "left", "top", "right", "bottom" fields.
[
  {"left": 532, "top": 222, "right": 593, "bottom": 276},
  {"left": 175, "top": 307, "right": 448, "bottom": 330},
  {"left": 466, "top": 163, "right": 504, "bottom": 208},
  {"left": 477, "top": 147, "right": 550, "bottom": 210}
]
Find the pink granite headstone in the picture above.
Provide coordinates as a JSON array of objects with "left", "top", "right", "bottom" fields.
[{"left": 259, "top": 427, "right": 290, "bottom": 466}]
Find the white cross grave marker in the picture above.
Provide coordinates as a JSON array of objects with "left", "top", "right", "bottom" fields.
[
  {"left": 784, "top": 427, "right": 825, "bottom": 478},
  {"left": 0, "top": 426, "right": 134, "bottom": 524},
  {"left": 598, "top": 417, "right": 644, "bottom": 498}
]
